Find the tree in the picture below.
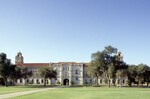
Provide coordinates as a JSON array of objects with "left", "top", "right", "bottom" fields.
[
  {"left": 136, "top": 64, "right": 145, "bottom": 86},
  {"left": 0, "top": 53, "right": 12, "bottom": 86},
  {"left": 102, "top": 46, "right": 119, "bottom": 87},
  {"left": 88, "top": 54, "right": 104, "bottom": 85},
  {"left": 127, "top": 65, "right": 137, "bottom": 87},
  {"left": 88, "top": 46, "right": 119, "bottom": 87},
  {"left": 88, "top": 45, "right": 128, "bottom": 87},
  {"left": 116, "top": 69, "right": 127, "bottom": 87},
  {"left": 40, "top": 67, "right": 57, "bottom": 86},
  {"left": 9, "top": 65, "right": 22, "bottom": 85},
  {"left": 107, "top": 63, "right": 115, "bottom": 87},
  {"left": 0, "top": 53, "right": 31, "bottom": 86},
  {"left": 144, "top": 65, "right": 150, "bottom": 87},
  {"left": 136, "top": 64, "right": 150, "bottom": 87},
  {"left": 20, "top": 67, "right": 32, "bottom": 85}
]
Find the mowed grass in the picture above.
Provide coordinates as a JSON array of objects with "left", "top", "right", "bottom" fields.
[
  {"left": 9, "top": 87, "right": 150, "bottom": 99},
  {"left": 0, "top": 85, "right": 43, "bottom": 95}
]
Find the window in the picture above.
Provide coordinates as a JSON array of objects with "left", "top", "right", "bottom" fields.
[
  {"left": 100, "top": 79, "right": 102, "bottom": 83},
  {"left": 46, "top": 80, "right": 48, "bottom": 84},
  {"left": 41, "top": 79, "right": 44, "bottom": 83},
  {"left": 36, "top": 79, "right": 39, "bottom": 84},
  {"left": 76, "top": 69, "right": 78, "bottom": 74},
  {"left": 20, "top": 79, "right": 22, "bottom": 83},
  {"left": 76, "top": 77, "right": 78, "bottom": 80},
  {"left": 90, "top": 79, "right": 92, "bottom": 84},
  {"left": 31, "top": 79, "right": 34, "bottom": 84},
  {"left": 122, "top": 80, "right": 125, "bottom": 84},
  {"left": 27, "top": 79, "right": 29, "bottom": 83}
]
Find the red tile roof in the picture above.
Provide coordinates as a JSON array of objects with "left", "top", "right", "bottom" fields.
[
  {"left": 16, "top": 63, "right": 49, "bottom": 67},
  {"left": 16, "top": 62, "right": 90, "bottom": 67}
]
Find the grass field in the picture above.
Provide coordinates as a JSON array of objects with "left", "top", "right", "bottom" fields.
[
  {"left": 0, "top": 86, "right": 42, "bottom": 95},
  {"left": 5, "top": 87, "right": 150, "bottom": 99}
]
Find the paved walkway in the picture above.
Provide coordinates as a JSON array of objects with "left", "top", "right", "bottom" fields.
[{"left": 0, "top": 88, "right": 55, "bottom": 99}]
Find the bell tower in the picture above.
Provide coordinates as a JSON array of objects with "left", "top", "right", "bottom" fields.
[
  {"left": 15, "top": 52, "right": 24, "bottom": 64},
  {"left": 116, "top": 51, "right": 123, "bottom": 61}
]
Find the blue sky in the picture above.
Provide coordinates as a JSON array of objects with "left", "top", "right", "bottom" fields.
[{"left": 0, "top": 0, "right": 150, "bottom": 65}]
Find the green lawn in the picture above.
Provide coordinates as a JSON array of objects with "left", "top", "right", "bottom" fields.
[
  {"left": 0, "top": 86, "right": 42, "bottom": 95},
  {"left": 8, "top": 87, "right": 150, "bottom": 99}
]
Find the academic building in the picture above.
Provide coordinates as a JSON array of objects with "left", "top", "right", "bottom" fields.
[
  {"left": 15, "top": 52, "right": 91, "bottom": 85},
  {"left": 15, "top": 52, "right": 126, "bottom": 86}
]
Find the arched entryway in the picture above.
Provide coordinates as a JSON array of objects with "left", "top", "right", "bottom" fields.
[{"left": 63, "top": 79, "right": 69, "bottom": 85}]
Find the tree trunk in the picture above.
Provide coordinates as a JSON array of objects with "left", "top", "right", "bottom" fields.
[
  {"left": 96, "top": 76, "right": 98, "bottom": 85},
  {"left": 11, "top": 79, "right": 16, "bottom": 86},
  {"left": 44, "top": 78, "right": 46, "bottom": 86},
  {"left": 138, "top": 81, "right": 140, "bottom": 87},
  {"left": 106, "top": 73, "right": 110, "bottom": 88},
  {"left": 24, "top": 78, "right": 27, "bottom": 85},
  {"left": 147, "top": 82, "right": 149, "bottom": 87},
  {"left": 108, "top": 77, "right": 110, "bottom": 88},
  {"left": 4, "top": 78, "right": 8, "bottom": 87},
  {"left": 128, "top": 80, "right": 132, "bottom": 87},
  {"left": 120, "top": 79, "right": 122, "bottom": 88},
  {"left": 50, "top": 78, "right": 53, "bottom": 86},
  {"left": 129, "top": 82, "right": 132, "bottom": 87},
  {"left": 112, "top": 78, "right": 115, "bottom": 86}
]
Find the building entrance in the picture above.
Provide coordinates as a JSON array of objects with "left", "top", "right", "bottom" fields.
[{"left": 63, "top": 79, "right": 69, "bottom": 85}]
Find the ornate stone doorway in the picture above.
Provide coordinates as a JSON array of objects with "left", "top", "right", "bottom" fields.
[{"left": 63, "top": 79, "right": 69, "bottom": 85}]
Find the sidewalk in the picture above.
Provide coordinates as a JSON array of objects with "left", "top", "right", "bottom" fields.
[{"left": 0, "top": 88, "right": 55, "bottom": 99}]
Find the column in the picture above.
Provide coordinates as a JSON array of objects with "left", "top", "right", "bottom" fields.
[
  {"left": 22, "top": 79, "right": 25, "bottom": 84},
  {"left": 69, "top": 65, "right": 72, "bottom": 85},
  {"left": 60, "top": 66, "right": 63, "bottom": 85},
  {"left": 34, "top": 79, "right": 36, "bottom": 84},
  {"left": 80, "top": 64, "right": 84, "bottom": 85},
  {"left": 17, "top": 79, "right": 20, "bottom": 84}
]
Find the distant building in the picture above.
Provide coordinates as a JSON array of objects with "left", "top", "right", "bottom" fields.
[
  {"left": 15, "top": 52, "right": 92, "bottom": 85},
  {"left": 15, "top": 52, "right": 126, "bottom": 86}
]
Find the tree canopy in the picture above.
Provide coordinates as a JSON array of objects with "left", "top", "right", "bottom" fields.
[
  {"left": 40, "top": 67, "right": 57, "bottom": 86},
  {"left": 88, "top": 45, "right": 128, "bottom": 87}
]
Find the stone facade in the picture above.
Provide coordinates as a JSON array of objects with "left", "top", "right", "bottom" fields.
[
  {"left": 15, "top": 52, "right": 93, "bottom": 85},
  {"left": 15, "top": 52, "right": 127, "bottom": 86}
]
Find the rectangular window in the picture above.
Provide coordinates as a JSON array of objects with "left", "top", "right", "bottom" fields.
[
  {"left": 100, "top": 79, "right": 102, "bottom": 83},
  {"left": 27, "top": 79, "right": 29, "bottom": 83},
  {"left": 20, "top": 79, "right": 22, "bottom": 83},
  {"left": 76, "top": 77, "right": 78, "bottom": 80},
  {"left": 41, "top": 79, "right": 44, "bottom": 83},
  {"left": 76, "top": 70, "right": 78, "bottom": 74},
  {"left": 36, "top": 79, "right": 39, "bottom": 84}
]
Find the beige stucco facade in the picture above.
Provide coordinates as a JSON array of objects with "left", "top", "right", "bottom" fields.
[{"left": 16, "top": 52, "right": 126, "bottom": 86}]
